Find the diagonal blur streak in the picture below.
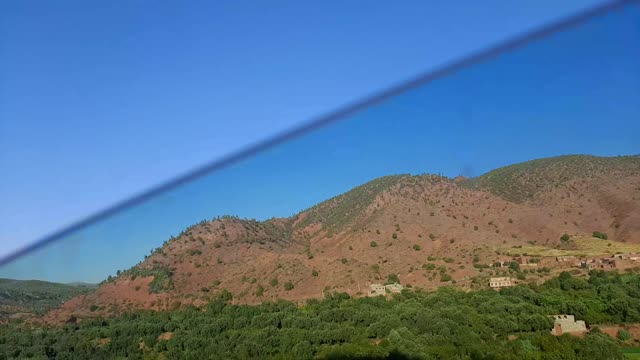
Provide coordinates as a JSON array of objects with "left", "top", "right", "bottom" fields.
[{"left": 0, "top": 0, "right": 634, "bottom": 267}]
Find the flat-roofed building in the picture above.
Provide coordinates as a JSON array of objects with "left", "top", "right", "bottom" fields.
[
  {"left": 368, "top": 283, "right": 404, "bottom": 296},
  {"left": 489, "top": 277, "right": 515, "bottom": 289},
  {"left": 550, "top": 315, "right": 587, "bottom": 336}
]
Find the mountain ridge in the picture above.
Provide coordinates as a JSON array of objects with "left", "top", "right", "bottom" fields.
[{"left": 41, "top": 154, "right": 640, "bottom": 322}]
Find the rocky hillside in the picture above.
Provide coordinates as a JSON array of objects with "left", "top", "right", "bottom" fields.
[{"left": 45, "top": 155, "right": 640, "bottom": 322}]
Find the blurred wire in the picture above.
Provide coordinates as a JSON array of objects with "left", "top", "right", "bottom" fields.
[{"left": 0, "top": 0, "right": 634, "bottom": 267}]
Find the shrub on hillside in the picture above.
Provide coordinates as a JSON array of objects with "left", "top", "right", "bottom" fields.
[
  {"left": 593, "top": 231, "right": 608, "bottom": 240},
  {"left": 284, "top": 282, "right": 294, "bottom": 291},
  {"left": 617, "top": 329, "right": 630, "bottom": 341},
  {"left": 385, "top": 274, "right": 400, "bottom": 284},
  {"left": 423, "top": 263, "right": 436, "bottom": 271}
]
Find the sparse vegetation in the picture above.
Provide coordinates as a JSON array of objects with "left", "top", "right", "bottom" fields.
[
  {"left": 294, "top": 175, "right": 406, "bottom": 233},
  {"left": 501, "top": 237, "right": 640, "bottom": 257},
  {"left": 462, "top": 155, "right": 640, "bottom": 202},
  {"left": 0, "top": 279, "right": 94, "bottom": 319}
]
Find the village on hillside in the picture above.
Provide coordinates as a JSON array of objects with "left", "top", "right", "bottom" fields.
[{"left": 486, "top": 252, "right": 640, "bottom": 289}]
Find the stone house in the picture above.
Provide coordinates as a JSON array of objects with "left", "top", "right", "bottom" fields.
[
  {"left": 369, "top": 284, "right": 386, "bottom": 296},
  {"left": 489, "top": 277, "right": 515, "bottom": 289},
  {"left": 582, "top": 258, "right": 616, "bottom": 270},
  {"left": 550, "top": 315, "right": 587, "bottom": 336},
  {"left": 368, "top": 283, "right": 404, "bottom": 296},
  {"left": 385, "top": 283, "right": 404, "bottom": 293}
]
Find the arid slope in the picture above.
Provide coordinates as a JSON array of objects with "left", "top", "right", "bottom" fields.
[{"left": 46, "top": 155, "right": 640, "bottom": 321}]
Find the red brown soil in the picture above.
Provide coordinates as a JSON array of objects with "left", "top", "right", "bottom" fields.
[
  {"left": 595, "top": 323, "right": 640, "bottom": 342},
  {"left": 44, "top": 164, "right": 640, "bottom": 322}
]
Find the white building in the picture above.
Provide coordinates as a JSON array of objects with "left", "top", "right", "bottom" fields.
[
  {"left": 368, "top": 283, "right": 404, "bottom": 296},
  {"left": 550, "top": 315, "right": 587, "bottom": 335},
  {"left": 489, "top": 277, "right": 515, "bottom": 289}
]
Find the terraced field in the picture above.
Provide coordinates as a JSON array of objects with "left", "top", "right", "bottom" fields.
[{"left": 501, "top": 236, "right": 640, "bottom": 257}]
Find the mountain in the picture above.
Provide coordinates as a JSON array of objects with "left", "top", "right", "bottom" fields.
[
  {"left": 44, "top": 155, "right": 640, "bottom": 322},
  {"left": 0, "top": 278, "right": 94, "bottom": 321}
]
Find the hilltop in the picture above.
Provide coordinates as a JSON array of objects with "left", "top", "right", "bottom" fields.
[
  {"left": 43, "top": 155, "right": 640, "bottom": 321},
  {"left": 0, "top": 278, "right": 94, "bottom": 321}
]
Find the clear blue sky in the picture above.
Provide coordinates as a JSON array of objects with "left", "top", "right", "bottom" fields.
[
  {"left": 0, "top": 1, "right": 606, "bottom": 259},
  {"left": 3, "top": 1, "right": 639, "bottom": 283}
]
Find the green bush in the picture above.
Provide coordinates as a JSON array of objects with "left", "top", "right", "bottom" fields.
[
  {"left": 617, "top": 329, "right": 630, "bottom": 341},
  {"left": 284, "top": 281, "right": 294, "bottom": 291},
  {"left": 423, "top": 263, "right": 436, "bottom": 271},
  {"left": 593, "top": 231, "right": 608, "bottom": 240},
  {"left": 370, "top": 241, "right": 378, "bottom": 248},
  {"left": 385, "top": 274, "right": 400, "bottom": 284},
  {"left": 509, "top": 262, "right": 521, "bottom": 272}
]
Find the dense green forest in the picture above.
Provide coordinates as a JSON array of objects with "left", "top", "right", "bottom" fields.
[
  {"left": 1, "top": 271, "right": 639, "bottom": 359},
  {"left": 0, "top": 279, "right": 94, "bottom": 321}
]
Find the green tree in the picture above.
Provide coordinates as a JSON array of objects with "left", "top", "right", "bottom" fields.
[{"left": 386, "top": 274, "right": 400, "bottom": 284}]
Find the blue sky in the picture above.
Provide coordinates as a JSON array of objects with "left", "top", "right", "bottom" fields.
[
  {"left": 0, "top": 0, "right": 640, "bottom": 281},
  {"left": 0, "top": 1, "right": 607, "bottom": 259}
]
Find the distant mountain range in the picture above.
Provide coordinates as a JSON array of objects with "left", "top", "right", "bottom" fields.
[
  {"left": 38, "top": 154, "right": 640, "bottom": 322},
  {"left": 0, "top": 278, "right": 94, "bottom": 321}
]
